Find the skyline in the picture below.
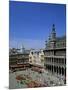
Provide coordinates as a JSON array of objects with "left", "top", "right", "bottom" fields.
[{"left": 9, "top": 1, "right": 66, "bottom": 49}]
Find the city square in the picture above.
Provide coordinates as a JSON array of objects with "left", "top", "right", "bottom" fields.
[
  {"left": 9, "top": 67, "right": 65, "bottom": 89},
  {"left": 9, "top": 1, "right": 66, "bottom": 89}
]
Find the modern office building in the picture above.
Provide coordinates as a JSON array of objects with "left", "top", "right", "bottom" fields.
[{"left": 44, "top": 24, "right": 66, "bottom": 82}]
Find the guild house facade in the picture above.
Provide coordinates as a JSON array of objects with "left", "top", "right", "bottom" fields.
[
  {"left": 29, "top": 49, "right": 44, "bottom": 66},
  {"left": 44, "top": 24, "right": 66, "bottom": 83},
  {"left": 9, "top": 47, "right": 30, "bottom": 71}
]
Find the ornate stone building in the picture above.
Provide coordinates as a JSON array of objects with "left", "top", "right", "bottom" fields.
[
  {"left": 44, "top": 24, "right": 66, "bottom": 82},
  {"left": 29, "top": 49, "right": 44, "bottom": 66},
  {"left": 9, "top": 47, "right": 30, "bottom": 71}
]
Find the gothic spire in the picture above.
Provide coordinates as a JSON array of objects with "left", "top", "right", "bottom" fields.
[
  {"left": 52, "top": 24, "right": 55, "bottom": 33},
  {"left": 51, "top": 24, "right": 56, "bottom": 41}
]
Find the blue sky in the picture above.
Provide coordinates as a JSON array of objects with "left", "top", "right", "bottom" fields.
[{"left": 9, "top": 1, "right": 66, "bottom": 49}]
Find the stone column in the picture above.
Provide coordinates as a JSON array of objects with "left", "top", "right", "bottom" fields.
[
  {"left": 57, "top": 66, "right": 59, "bottom": 75},
  {"left": 51, "top": 58, "right": 52, "bottom": 73},
  {"left": 64, "top": 58, "right": 66, "bottom": 65},
  {"left": 53, "top": 58, "right": 54, "bottom": 74},
  {"left": 65, "top": 68, "right": 66, "bottom": 77},
  {"left": 55, "top": 66, "right": 57, "bottom": 74},
  {"left": 60, "top": 67, "right": 62, "bottom": 76}
]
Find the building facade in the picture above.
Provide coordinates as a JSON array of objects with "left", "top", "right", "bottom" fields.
[
  {"left": 9, "top": 47, "right": 30, "bottom": 71},
  {"left": 29, "top": 49, "right": 44, "bottom": 66},
  {"left": 44, "top": 24, "right": 66, "bottom": 82}
]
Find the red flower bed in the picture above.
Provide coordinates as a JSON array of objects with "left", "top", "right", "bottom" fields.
[
  {"left": 27, "top": 81, "right": 42, "bottom": 88},
  {"left": 16, "top": 75, "right": 25, "bottom": 80}
]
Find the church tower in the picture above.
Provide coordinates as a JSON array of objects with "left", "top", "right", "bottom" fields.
[
  {"left": 51, "top": 24, "right": 56, "bottom": 41},
  {"left": 50, "top": 24, "right": 56, "bottom": 49},
  {"left": 21, "top": 44, "right": 25, "bottom": 53}
]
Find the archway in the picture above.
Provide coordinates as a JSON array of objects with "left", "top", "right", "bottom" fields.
[
  {"left": 56, "top": 66, "right": 58, "bottom": 74},
  {"left": 62, "top": 67, "right": 64, "bottom": 75},
  {"left": 59, "top": 67, "right": 61, "bottom": 74},
  {"left": 54, "top": 66, "right": 56, "bottom": 72}
]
